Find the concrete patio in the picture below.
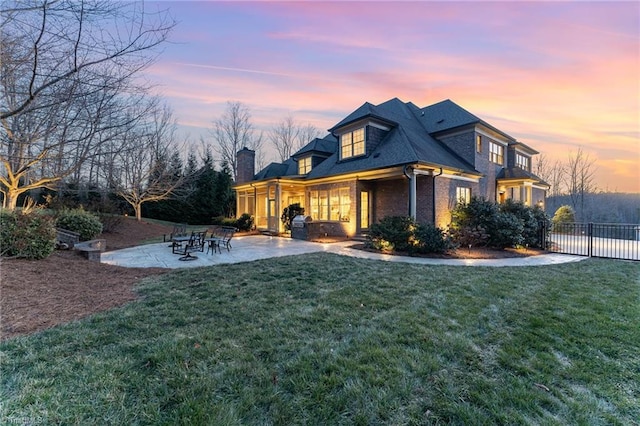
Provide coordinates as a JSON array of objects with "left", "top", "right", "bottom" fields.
[{"left": 100, "top": 235, "right": 586, "bottom": 269}]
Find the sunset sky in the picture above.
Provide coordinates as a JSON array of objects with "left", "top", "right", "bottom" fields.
[{"left": 148, "top": 1, "right": 639, "bottom": 193}]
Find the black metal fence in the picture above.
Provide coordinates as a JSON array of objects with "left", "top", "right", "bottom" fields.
[{"left": 540, "top": 222, "right": 640, "bottom": 261}]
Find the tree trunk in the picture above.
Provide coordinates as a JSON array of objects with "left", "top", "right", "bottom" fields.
[
  {"left": 135, "top": 203, "right": 143, "bottom": 221},
  {"left": 5, "top": 189, "right": 20, "bottom": 210}
]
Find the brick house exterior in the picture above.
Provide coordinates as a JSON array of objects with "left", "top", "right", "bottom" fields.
[{"left": 234, "top": 98, "right": 549, "bottom": 237}]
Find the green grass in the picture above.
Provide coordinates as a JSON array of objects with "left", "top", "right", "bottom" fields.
[{"left": 1, "top": 255, "right": 638, "bottom": 425}]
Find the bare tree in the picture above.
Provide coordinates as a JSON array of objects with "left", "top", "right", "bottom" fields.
[
  {"left": 535, "top": 153, "right": 566, "bottom": 197},
  {"left": 0, "top": 0, "right": 174, "bottom": 120},
  {"left": 112, "top": 101, "right": 186, "bottom": 221},
  {"left": 209, "top": 101, "right": 263, "bottom": 181},
  {"left": 564, "top": 147, "right": 598, "bottom": 220},
  {"left": 269, "top": 117, "right": 322, "bottom": 162},
  {"left": 297, "top": 123, "right": 322, "bottom": 151},
  {"left": 269, "top": 115, "right": 299, "bottom": 163},
  {"left": 0, "top": 0, "right": 174, "bottom": 209}
]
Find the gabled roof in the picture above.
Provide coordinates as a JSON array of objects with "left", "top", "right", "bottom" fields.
[
  {"left": 249, "top": 97, "right": 535, "bottom": 183},
  {"left": 292, "top": 134, "right": 337, "bottom": 158},
  {"left": 308, "top": 98, "right": 477, "bottom": 178},
  {"left": 328, "top": 101, "right": 397, "bottom": 132}
]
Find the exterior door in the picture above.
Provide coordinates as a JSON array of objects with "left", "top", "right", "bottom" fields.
[
  {"left": 267, "top": 184, "right": 279, "bottom": 233},
  {"left": 360, "top": 191, "right": 370, "bottom": 231}
]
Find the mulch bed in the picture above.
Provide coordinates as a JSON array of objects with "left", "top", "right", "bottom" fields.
[
  {"left": 1, "top": 219, "right": 171, "bottom": 341},
  {"left": 350, "top": 243, "right": 545, "bottom": 259}
]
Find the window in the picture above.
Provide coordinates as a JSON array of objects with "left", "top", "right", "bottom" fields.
[
  {"left": 476, "top": 135, "right": 482, "bottom": 153},
  {"left": 456, "top": 187, "right": 471, "bottom": 205},
  {"left": 489, "top": 141, "right": 504, "bottom": 164},
  {"left": 516, "top": 153, "right": 529, "bottom": 170},
  {"left": 310, "top": 188, "right": 350, "bottom": 221},
  {"left": 340, "top": 128, "right": 365, "bottom": 159},
  {"left": 298, "top": 157, "right": 312, "bottom": 174}
]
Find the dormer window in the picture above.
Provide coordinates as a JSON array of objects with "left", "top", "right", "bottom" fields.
[
  {"left": 340, "top": 128, "right": 365, "bottom": 160},
  {"left": 298, "top": 156, "right": 312, "bottom": 174}
]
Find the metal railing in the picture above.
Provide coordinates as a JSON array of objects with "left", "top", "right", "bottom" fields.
[{"left": 542, "top": 222, "right": 640, "bottom": 261}]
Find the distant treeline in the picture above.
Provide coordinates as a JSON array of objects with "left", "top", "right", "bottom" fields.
[{"left": 546, "top": 192, "right": 640, "bottom": 224}]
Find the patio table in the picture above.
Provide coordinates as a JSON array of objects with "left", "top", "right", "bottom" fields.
[
  {"left": 204, "top": 237, "right": 221, "bottom": 254},
  {"left": 171, "top": 235, "right": 192, "bottom": 253}
]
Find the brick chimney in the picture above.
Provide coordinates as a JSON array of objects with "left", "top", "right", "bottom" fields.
[{"left": 236, "top": 147, "right": 255, "bottom": 183}]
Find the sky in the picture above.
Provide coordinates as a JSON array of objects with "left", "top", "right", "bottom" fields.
[{"left": 146, "top": 1, "right": 639, "bottom": 193}]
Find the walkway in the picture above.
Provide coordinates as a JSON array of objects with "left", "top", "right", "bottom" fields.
[{"left": 100, "top": 235, "right": 586, "bottom": 269}]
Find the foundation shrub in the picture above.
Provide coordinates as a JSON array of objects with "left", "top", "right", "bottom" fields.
[
  {"left": 235, "top": 213, "right": 254, "bottom": 232},
  {"left": 367, "top": 216, "right": 415, "bottom": 252},
  {"left": 413, "top": 223, "right": 452, "bottom": 254},
  {"left": 366, "top": 216, "right": 450, "bottom": 254},
  {"left": 0, "top": 210, "right": 56, "bottom": 259},
  {"left": 450, "top": 197, "right": 546, "bottom": 249},
  {"left": 503, "top": 201, "right": 550, "bottom": 248}
]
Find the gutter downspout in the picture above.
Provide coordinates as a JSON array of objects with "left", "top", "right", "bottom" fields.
[
  {"left": 402, "top": 165, "right": 414, "bottom": 218},
  {"left": 432, "top": 168, "right": 443, "bottom": 224}
]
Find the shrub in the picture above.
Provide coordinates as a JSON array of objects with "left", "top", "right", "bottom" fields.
[
  {"left": 552, "top": 205, "right": 576, "bottom": 231},
  {"left": 450, "top": 197, "right": 546, "bottom": 249},
  {"left": 531, "top": 205, "right": 551, "bottom": 248},
  {"left": 236, "top": 213, "right": 254, "bottom": 232},
  {"left": 450, "top": 197, "right": 499, "bottom": 247},
  {"left": 413, "top": 223, "right": 452, "bottom": 254},
  {"left": 490, "top": 211, "right": 525, "bottom": 248},
  {"left": 55, "top": 208, "right": 103, "bottom": 241},
  {"left": 366, "top": 216, "right": 415, "bottom": 252},
  {"left": 499, "top": 199, "right": 542, "bottom": 247},
  {"left": 281, "top": 203, "right": 304, "bottom": 231},
  {"left": 0, "top": 210, "right": 56, "bottom": 259},
  {"left": 211, "top": 216, "right": 240, "bottom": 228},
  {"left": 366, "top": 216, "right": 450, "bottom": 254},
  {"left": 449, "top": 225, "right": 489, "bottom": 249}
]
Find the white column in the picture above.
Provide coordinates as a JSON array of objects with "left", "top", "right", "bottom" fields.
[{"left": 410, "top": 172, "right": 417, "bottom": 219}]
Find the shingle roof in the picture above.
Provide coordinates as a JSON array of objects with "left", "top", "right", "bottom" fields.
[
  {"left": 308, "top": 98, "right": 477, "bottom": 178},
  {"left": 292, "top": 134, "right": 337, "bottom": 158},
  {"left": 328, "top": 102, "right": 396, "bottom": 132},
  {"left": 253, "top": 159, "right": 297, "bottom": 180},
  {"left": 250, "top": 97, "right": 527, "bottom": 182},
  {"left": 419, "top": 99, "right": 481, "bottom": 133},
  {"left": 497, "top": 167, "right": 549, "bottom": 186}
]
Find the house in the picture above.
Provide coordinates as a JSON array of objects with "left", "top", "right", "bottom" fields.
[{"left": 234, "top": 98, "right": 548, "bottom": 237}]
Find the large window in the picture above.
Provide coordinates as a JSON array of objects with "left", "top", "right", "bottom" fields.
[
  {"left": 298, "top": 157, "right": 312, "bottom": 174},
  {"left": 340, "top": 128, "right": 365, "bottom": 159},
  {"left": 310, "top": 188, "right": 351, "bottom": 221},
  {"left": 456, "top": 187, "right": 471, "bottom": 205},
  {"left": 516, "top": 153, "right": 529, "bottom": 170},
  {"left": 489, "top": 141, "right": 504, "bottom": 165}
]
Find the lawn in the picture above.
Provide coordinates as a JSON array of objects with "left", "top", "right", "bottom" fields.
[{"left": 1, "top": 254, "right": 638, "bottom": 425}]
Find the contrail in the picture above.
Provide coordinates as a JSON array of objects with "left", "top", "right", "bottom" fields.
[{"left": 174, "top": 62, "right": 296, "bottom": 78}]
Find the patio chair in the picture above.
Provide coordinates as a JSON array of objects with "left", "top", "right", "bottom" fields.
[
  {"left": 218, "top": 226, "right": 236, "bottom": 252},
  {"left": 164, "top": 223, "right": 188, "bottom": 245},
  {"left": 174, "top": 231, "right": 206, "bottom": 261},
  {"left": 206, "top": 226, "right": 236, "bottom": 254},
  {"left": 205, "top": 227, "right": 222, "bottom": 254}
]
